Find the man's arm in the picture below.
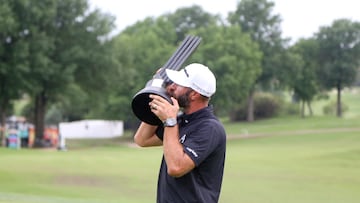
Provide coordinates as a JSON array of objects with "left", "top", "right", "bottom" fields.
[
  {"left": 134, "top": 122, "right": 162, "bottom": 147},
  {"left": 163, "top": 125, "right": 195, "bottom": 177},
  {"left": 149, "top": 94, "right": 196, "bottom": 177}
]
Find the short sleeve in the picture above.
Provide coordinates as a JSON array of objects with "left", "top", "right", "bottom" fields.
[{"left": 182, "top": 120, "right": 225, "bottom": 166}]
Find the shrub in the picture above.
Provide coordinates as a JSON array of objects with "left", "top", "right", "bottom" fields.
[
  {"left": 230, "top": 92, "right": 282, "bottom": 121},
  {"left": 253, "top": 92, "right": 282, "bottom": 119}
]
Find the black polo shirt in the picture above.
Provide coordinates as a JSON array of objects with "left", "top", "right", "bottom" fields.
[{"left": 155, "top": 105, "right": 226, "bottom": 203}]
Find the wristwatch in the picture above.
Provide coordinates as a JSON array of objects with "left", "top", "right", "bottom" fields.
[{"left": 163, "top": 118, "right": 177, "bottom": 127}]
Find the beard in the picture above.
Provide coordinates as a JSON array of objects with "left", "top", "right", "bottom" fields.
[{"left": 175, "top": 89, "right": 192, "bottom": 108}]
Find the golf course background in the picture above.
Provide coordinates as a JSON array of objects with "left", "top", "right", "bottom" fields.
[{"left": 0, "top": 89, "right": 359, "bottom": 203}]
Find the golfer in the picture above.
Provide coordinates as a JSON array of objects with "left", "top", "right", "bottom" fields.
[{"left": 134, "top": 63, "right": 226, "bottom": 203}]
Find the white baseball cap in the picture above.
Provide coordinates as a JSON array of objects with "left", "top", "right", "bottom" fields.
[{"left": 165, "top": 63, "right": 216, "bottom": 97}]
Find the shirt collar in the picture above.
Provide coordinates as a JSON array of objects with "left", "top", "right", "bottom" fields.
[{"left": 179, "top": 105, "right": 215, "bottom": 124}]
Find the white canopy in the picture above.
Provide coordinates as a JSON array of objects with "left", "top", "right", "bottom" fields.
[{"left": 59, "top": 120, "right": 123, "bottom": 139}]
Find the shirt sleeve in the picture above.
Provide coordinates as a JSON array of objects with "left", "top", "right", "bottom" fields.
[
  {"left": 155, "top": 125, "right": 164, "bottom": 140},
  {"left": 183, "top": 120, "right": 224, "bottom": 166}
]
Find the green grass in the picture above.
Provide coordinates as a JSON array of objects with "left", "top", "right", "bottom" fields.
[
  {"left": 224, "top": 115, "right": 359, "bottom": 136},
  {"left": 1, "top": 128, "right": 359, "bottom": 203},
  {"left": 222, "top": 131, "right": 360, "bottom": 203},
  {"left": 0, "top": 147, "right": 162, "bottom": 203},
  {"left": 1, "top": 88, "right": 359, "bottom": 203}
]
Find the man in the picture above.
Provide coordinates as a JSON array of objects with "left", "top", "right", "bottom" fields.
[{"left": 134, "top": 63, "right": 226, "bottom": 203}]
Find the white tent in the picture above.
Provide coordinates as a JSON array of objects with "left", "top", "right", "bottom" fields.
[{"left": 59, "top": 120, "right": 124, "bottom": 139}]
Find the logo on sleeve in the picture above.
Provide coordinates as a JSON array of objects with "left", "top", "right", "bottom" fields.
[{"left": 186, "top": 147, "right": 198, "bottom": 158}]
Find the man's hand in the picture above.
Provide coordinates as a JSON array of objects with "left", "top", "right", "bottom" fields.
[{"left": 149, "top": 94, "right": 179, "bottom": 121}]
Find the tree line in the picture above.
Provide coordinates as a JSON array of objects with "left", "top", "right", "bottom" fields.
[{"left": 1, "top": 0, "right": 359, "bottom": 147}]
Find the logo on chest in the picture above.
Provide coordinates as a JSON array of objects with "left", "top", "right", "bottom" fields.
[{"left": 179, "top": 134, "right": 186, "bottom": 143}]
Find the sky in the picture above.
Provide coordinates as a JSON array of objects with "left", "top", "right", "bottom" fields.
[{"left": 89, "top": 0, "right": 360, "bottom": 42}]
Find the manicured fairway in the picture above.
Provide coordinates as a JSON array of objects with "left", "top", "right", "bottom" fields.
[{"left": 1, "top": 125, "right": 359, "bottom": 203}]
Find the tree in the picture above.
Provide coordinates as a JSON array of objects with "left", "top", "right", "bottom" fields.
[
  {"left": 0, "top": 1, "right": 29, "bottom": 146},
  {"left": 163, "top": 5, "right": 220, "bottom": 42},
  {"left": 64, "top": 9, "right": 117, "bottom": 121},
  {"left": 286, "top": 39, "right": 320, "bottom": 117},
  {"left": 228, "top": 0, "right": 287, "bottom": 121},
  {"left": 316, "top": 19, "right": 360, "bottom": 117},
  {"left": 8, "top": 0, "right": 115, "bottom": 147}
]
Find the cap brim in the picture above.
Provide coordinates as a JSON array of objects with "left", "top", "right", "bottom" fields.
[{"left": 165, "top": 69, "right": 191, "bottom": 87}]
